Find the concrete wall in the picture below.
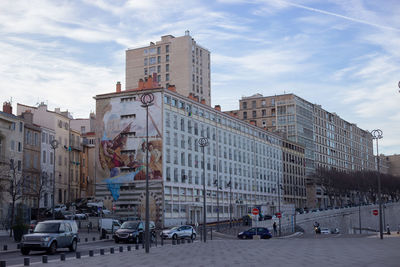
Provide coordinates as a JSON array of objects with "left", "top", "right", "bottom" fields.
[{"left": 294, "top": 202, "right": 400, "bottom": 234}]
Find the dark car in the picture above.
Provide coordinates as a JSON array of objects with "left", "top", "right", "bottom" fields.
[
  {"left": 113, "top": 221, "right": 155, "bottom": 244},
  {"left": 238, "top": 227, "right": 272, "bottom": 239},
  {"left": 21, "top": 220, "right": 78, "bottom": 255}
]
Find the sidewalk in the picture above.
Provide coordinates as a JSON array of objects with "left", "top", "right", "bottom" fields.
[{"left": 0, "top": 229, "right": 106, "bottom": 253}]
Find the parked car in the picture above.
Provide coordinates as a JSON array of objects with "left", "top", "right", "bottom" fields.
[
  {"left": 331, "top": 228, "right": 340, "bottom": 234},
  {"left": 113, "top": 221, "right": 155, "bottom": 244},
  {"left": 320, "top": 228, "right": 330, "bottom": 234},
  {"left": 238, "top": 227, "right": 272, "bottom": 239},
  {"left": 160, "top": 225, "right": 196, "bottom": 240},
  {"left": 20, "top": 220, "right": 78, "bottom": 255},
  {"left": 74, "top": 213, "right": 87, "bottom": 220},
  {"left": 54, "top": 204, "right": 67, "bottom": 213},
  {"left": 99, "top": 218, "right": 121, "bottom": 238}
]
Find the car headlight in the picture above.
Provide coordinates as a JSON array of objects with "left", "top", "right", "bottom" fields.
[
  {"left": 41, "top": 236, "right": 50, "bottom": 242},
  {"left": 238, "top": 232, "right": 243, "bottom": 235},
  {"left": 129, "top": 233, "right": 133, "bottom": 236}
]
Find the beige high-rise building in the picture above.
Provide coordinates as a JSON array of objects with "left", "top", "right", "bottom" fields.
[{"left": 126, "top": 31, "right": 211, "bottom": 106}]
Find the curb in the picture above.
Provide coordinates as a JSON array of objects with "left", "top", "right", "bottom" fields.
[{"left": 276, "top": 232, "right": 303, "bottom": 239}]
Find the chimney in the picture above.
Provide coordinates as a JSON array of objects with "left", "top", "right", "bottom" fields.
[
  {"left": 200, "top": 98, "right": 206, "bottom": 105},
  {"left": 167, "top": 85, "right": 176, "bottom": 92},
  {"left": 116, "top": 81, "right": 121, "bottom": 92},
  {"left": 2, "top": 102, "right": 12, "bottom": 114},
  {"left": 21, "top": 110, "right": 33, "bottom": 123},
  {"left": 214, "top": 105, "right": 221, "bottom": 111}
]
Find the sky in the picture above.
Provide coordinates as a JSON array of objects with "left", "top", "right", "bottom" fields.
[{"left": 0, "top": 0, "right": 399, "bottom": 155}]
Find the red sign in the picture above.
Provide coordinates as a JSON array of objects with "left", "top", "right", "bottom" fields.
[
  {"left": 372, "top": 209, "right": 378, "bottom": 216},
  {"left": 276, "top": 212, "right": 282, "bottom": 218},
  {"left": 112, "top": 205, "right": 116, "bottom": 211},
  {"left": 252, "top": 208, "right": 259, "bottom": 215}
]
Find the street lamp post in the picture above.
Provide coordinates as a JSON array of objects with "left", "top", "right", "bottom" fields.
[
  {"left": 50, "top": 139, "right": 59, "bottom": 220},
  {"left": 214, "top": 177, "right": 220, "bottom": 231},
  {"left": 278, "top": 183, "right": 282, "bottom": 236},
  {"left": 228, "top": 178, "right": 232, "bottom": 228},
  {"left": 198, "top": 137, "right": 209, "bottom": 242},
  {"left": 141, "top": 92, "right": 154, "bottom": 253},
  {"left": 371, "top": 129, "right": 383, "bottom": 240}
]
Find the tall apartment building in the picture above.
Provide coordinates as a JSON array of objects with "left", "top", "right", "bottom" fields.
[
  {"left": 126, "top": 31, "right": 211, "bottom": 106},
  {"left": 17, "top": 103, "right": 73, "bottom": 204},
  {"left": 230, "top": 93, "right": 374, "bottom": 174},
  {"left": 0, "top": 102, "right": 24, "bottom": 220},
  {"left": 94, "top": 78, "right": 283, "bottom": 227}
]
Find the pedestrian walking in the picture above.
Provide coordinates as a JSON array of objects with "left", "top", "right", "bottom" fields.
[
  {"left": 386, "top": 224, "right": 391, "bottom": 235},
  {"left": 273, "top": 222, "right": 277, "bottom": 236}
]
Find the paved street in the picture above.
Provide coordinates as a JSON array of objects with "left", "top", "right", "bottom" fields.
[{"left": 1, "top": 234, "right": 399, "bottom": 267}]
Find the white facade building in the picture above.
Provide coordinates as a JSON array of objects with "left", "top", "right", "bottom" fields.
[
  {"left": 95, "top": 83, "right": 283, "bottom": 227},
  {"left": 40, "top": 126, "right": 55, "bottom": 209}
]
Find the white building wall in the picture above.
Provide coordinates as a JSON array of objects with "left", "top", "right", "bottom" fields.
[{"left": 40, "top": 127, "right": 55, "bottom": 209}]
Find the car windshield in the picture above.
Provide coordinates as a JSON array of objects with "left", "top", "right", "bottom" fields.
[
  {"left": 34, "top": 223, "right": 60, "bottom": 233},
  {"left": 121, "top": 222, "right": 139, "bottom": 229},
  {"left": 169, "top": 227, "right": 178, "bottom": 231}
]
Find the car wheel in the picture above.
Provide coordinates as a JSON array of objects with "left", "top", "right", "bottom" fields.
[
  {"left": 191, "top": 233, "right": 196, "bottom": 240},
  {"left": 48, "top": 242, "right": 57, "bottom": 255},
  {"left": 172, "top": 234, "right": 177, "bottom": 240},
  {"left": 69, "top": 239, "right": 77, "bottom": 252},
  {"left": 21, "top": 248, "right": 30, "bottom": 255}
]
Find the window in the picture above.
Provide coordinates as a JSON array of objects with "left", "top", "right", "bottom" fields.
[
  {"left": 18, "top": 142, "right": 21, "bottom": 152},
  {"left": 149, "top": 57, "right": 156, "bottom": 65},
  {"left": 157, "top": 56, "right": 161, "bottom": 64},
  {"left": 42, "top": 151, "right": 46, "bottom": 163},
  {"left": 144, "top": 58, "right": 148, "bottom": 66},
  {"left": 166, "top": 64, "right": 169, "bottom": 72},
  {"left": 166, "top": 73, "right": 169, "bottom": 81},
  {"left": 243, "top": 112, "right": 247, "bottom": 119},
  {"left": 166, "top": 55, "right": 169, "bottom": 62},
  {"left": 157, "top": 65, "right": 161, "bottom": 73},
  {"left": 19, "top": 122, "right": 23, "bottom": 132},
  {"left": 252, "top": 111, "right": 256, "bottom": 118},
  {"left": 252, "top": 100, "right": 256, "bottom": 108},
  {"left": 10, "top": 140, "right": 15, "bottom": 150},
  {"left": 166, "top": 45, "right": 169, "bottom": 53},
  {"left": 157, "top": 46, "right": 161, "bottom": 54},
  {"left": 242, "top": 102, "right": 247, "bottom": 109},
  {"left": 149, "top": 66, "right": 156, "bottom": 73},
  {"left": 42, "top": 132, "right": 46, "bottom": 143},
  {"left": 144, "top": 68, "right": 148, "bottom": 75}
]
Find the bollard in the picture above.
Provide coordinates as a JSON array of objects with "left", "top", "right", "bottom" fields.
[
  {"left": 3, "top": 245, "right": 7, "bottom": 251},
  {"left": 42, "top": 255, "right": 48, "bottom": 263},
  {"left": 60, "top": 254, "right": 66, "bottom": 261},
  {"left": 110, "top": 247, "right": 114, "bottom": 254},
  {"left": 93, "top": 237, "right": 96, "bottom": 241},
  {"left": 211, "top": 228, "right": 213, "bottom": 240},
  {"left": 172, "top": 239, "right": 176, "bottom": 245},
  {"left": 76, "top": 252, "right": 81, "bottom": 259},
  {"left": 119, "top": 246, "right": 123, "bottom": 253},
  {"left": 142, "top": 240, "right": 144, "bottom": 249},
  {"left": 24, "top": 258, "right": 29, "bottom": 266},
  {"left": 17, "top": 244, "right": 21, "bottom": 249},
  {"left": 161, "top": 237, "right": 164, "bottom": 246},
  {"left": 106, "top": 235, "right": 109, "bottom": 240},
  {"left": 100, "top": 249, "right": 105, "bottom": 255},
  {"left": 177, "top": 239, "right": 180, "bottom": 245},
  {"left": 127, "top": 245, "right": 131, "bottom": 251},
  {"left": 89, "top": 250, "right": 94, "bottom": 257},
  {"left": 85, "top": 238, "right": 88, "bottom": 242},
  {"left": 135, "top": 244, "right": 139, "bottom": 250},
  {"left": 0, "top": 260, "right": 6, "bottom": 267},
  {"left": 182, "top": 239, "right": 185, "bottom": 244}
]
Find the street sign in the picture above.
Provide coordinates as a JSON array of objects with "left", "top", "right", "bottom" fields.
[
  {"left": 276, "top": 212, "right": 282, "bottom": 218},
  {"left": 252, "top": 208, "right": 259, "bottom": 216},
  {"left": 372, "top": 209, "right": 378, "bottom": 216}
]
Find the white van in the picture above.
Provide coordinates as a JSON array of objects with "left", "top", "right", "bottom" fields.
[{"left": 99, "top": 218, "right": 121, "bottom": 237}]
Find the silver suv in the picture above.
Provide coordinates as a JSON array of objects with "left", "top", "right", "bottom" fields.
[
  {"left": 160, "top": 225, "right": 196, "bottom": 240},
  {"left": 21, "top": 220, "right": 78, "bottom": 255}
]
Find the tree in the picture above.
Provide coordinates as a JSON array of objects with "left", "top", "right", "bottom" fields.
[
  {"left": 31, "top": 172, "right": 49, "bottom": 220},
  {"left": 7, "top": 159, "right": 24, "bottom": 237}
]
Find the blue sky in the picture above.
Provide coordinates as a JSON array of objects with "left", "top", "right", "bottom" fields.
[{"left": 1, "top": 0, "right": 399, "bottom": 155}]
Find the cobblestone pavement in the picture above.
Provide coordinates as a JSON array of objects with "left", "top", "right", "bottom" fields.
[{"left": 8, "top": 235, "right": 397, "bottom": 267}]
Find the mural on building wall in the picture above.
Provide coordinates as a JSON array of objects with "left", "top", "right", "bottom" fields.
[{"left": 97, "top": 92, "right": 162, "bottom": 201}]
